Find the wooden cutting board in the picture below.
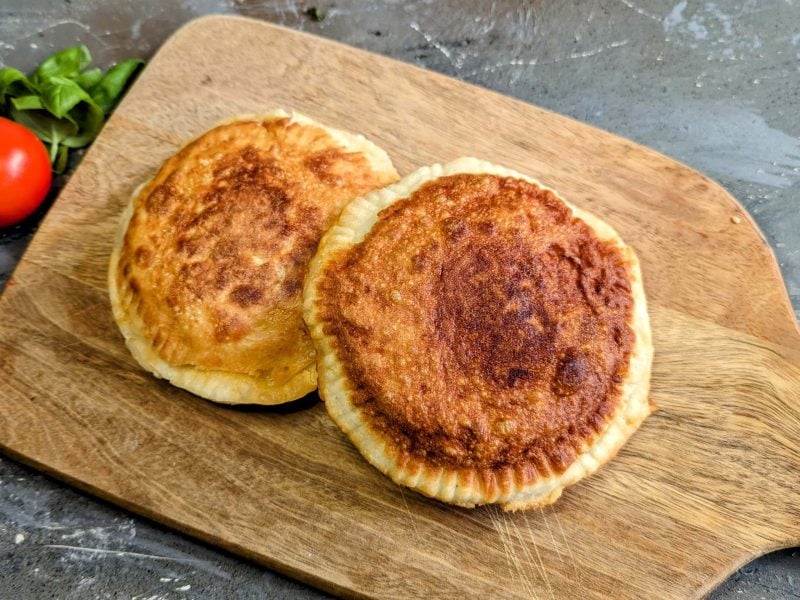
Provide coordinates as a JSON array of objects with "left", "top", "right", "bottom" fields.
[{"left": 1, "top": 16, "right": 798, "bottom": 599}]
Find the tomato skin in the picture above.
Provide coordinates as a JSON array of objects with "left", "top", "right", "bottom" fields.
[{"left": 0, "top": 117, "right": 52, "bottom": 227}]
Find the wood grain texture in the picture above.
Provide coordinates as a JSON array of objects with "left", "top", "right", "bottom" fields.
[{"left": 1, "top": 16, "right": 798, "bottom": 599}]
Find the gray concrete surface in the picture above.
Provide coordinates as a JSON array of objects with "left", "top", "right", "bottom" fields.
[{"left": 1, "top": 1, "right": 798, "bottom": 598}]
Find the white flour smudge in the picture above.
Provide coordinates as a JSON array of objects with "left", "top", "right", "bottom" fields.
[
  {"left": 687, "top": 18, "right": 709, "bottom": 40},
  {"left": 663, "top": 1, "right": 687, "bottom": 32},
  {"left": 663, "top": 2, "right": 766, "bottom": 59}
]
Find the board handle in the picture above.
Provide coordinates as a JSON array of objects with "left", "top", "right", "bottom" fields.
[
  {"left": 750, "top": 350, "right": 800, "bottom": 548},
  {"left": 665, "top": 315, "right": 800, "bottom": 552}
]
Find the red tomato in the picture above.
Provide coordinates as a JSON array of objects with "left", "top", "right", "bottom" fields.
[{"left": 0, "top": 117, "right": 52, "bottom": 227}]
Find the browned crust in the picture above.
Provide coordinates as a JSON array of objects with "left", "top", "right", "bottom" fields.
[
  {"left": 111, "top": 112, "right": 398, "bottom": 404},
  {"left": 304, "top": 158, "right": 653, "bottom": 508},
  {"left": 317, "top": 173, "right": 635, "bottom": 471}
]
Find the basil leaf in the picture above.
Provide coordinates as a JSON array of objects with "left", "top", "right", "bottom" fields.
[
  {"left": 53, "top": 144, "right": 70, "bottom": 174},
  {"left": 304, "top": 6, "right": 326, "bottom": 21},
  {"left": 31, "top": 77, "right": 104, "bottom": 148},
  {"left": 33, "top": 45, "right": 92, "bottom": 83},
  {"left": 62, "top": 101, "right": 104, "bottom": 148},
  {"left": 38, "top": 76, "right": 96, "bottom": 118},
  {"left": 91, "top": 58, "right": 143, "bottom": 114},
  {"left": 10, "top": 95, "right": 44, "bottom": 111},
  {"left": 0, "top": 67, "right": 35, "bottom": 109},
  {"left": 73, "top": 67, "right": 103, "bottom": 91},
  {"left": 48, "top": 138, "right": 59, "bottom": 163},
  {"left": 9, "top": 106, "right": 77, "bottom": 143},
  {"left": 3, "top": 45, "right": 145, "bottom": 171}
]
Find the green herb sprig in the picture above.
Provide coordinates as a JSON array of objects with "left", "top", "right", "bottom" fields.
[
  {"left": 304, "top": 6, "right": 326, "bottom": 21},
  {"left": 0, "top": 46, "right": 143, "bottom": 173}
]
